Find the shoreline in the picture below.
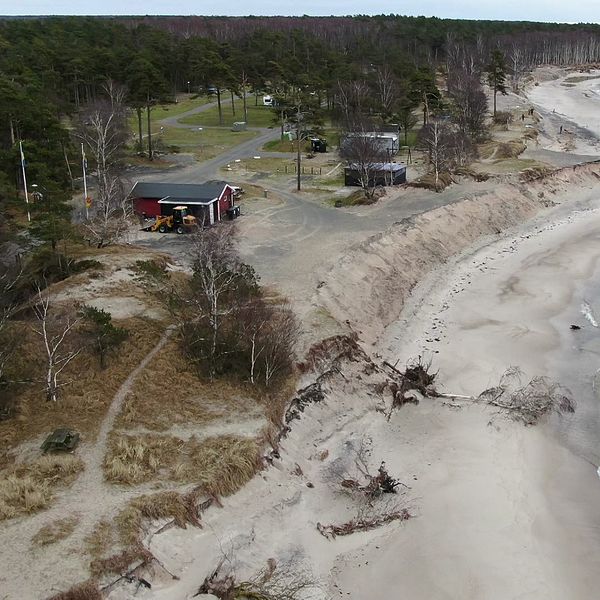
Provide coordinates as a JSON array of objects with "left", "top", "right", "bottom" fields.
[
  {"left": 379, "top": 199, "right": 600, "bottom": 391},
  {"left": 378, "top": 194, "right": 600, "bottom": 463},
  {"left": 370, "top": 193, "right": 600, "bottom": 598}
]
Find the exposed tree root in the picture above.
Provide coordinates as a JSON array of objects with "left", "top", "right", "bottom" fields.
[
  {"left": 196, "top": 558, "right": 314, "bottom": 600},
  {"left": 341, "top": 460, "right": 406, "bottom": 498}
]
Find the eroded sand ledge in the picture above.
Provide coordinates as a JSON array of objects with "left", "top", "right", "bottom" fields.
[{"left": 317, "top": 162, "right": 600, "bottom": 345}]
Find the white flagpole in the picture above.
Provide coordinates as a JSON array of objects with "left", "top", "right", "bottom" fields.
[
  {"left": 19, "top": 140, "right": 31, "bottom": 222},
  {"left": 81, "top": 142, "right": 89, "bottom": 220}
]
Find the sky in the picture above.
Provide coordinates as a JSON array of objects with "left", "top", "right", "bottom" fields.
[{"left": 1, "top": 0, "right": 599, "bottom": 23}]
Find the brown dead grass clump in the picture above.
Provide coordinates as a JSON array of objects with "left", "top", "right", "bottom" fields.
[
  {"left": 410, "top": 171, "right": 454, "bottom": 191},
  {"left": 116, "top": 340, "right": 258, "bottom": 431},
  {"left": 495, "top": 141, "right": 526, "bottom": 159},
  {"left": 479, "top": 140, "right": 526, "bottom": 160},
  {"left": 298, "top": 333, "right": 362, "bottom": 374},
  {"left": 103, "top": 434, "right": 182, "bottom": 484},
  {"left": 89, "top": 546, "right": 152, "bottom": 578},
  {"left": 453, "top": 167, "right": 490, "bottom": 182},
  {"left": 173, "top": 435, "right": 262, "bottom": 495},
  {"left": 85, "top": 520, "right": 115, "bottom": 560},
  {"left": 90, "top": 490, "right": 204, "bottom": 577},
  {"left": 48, "top": 580, "right": 102, "bottom": 600},
  {"left": 32, "top": 516, "right": 79, "bottom": 546},
  {"left": 0, "top": 455, "right": 83, "bottom": 520},
  {"left": 520, "top": 166, "right": 553, "bottom": 182},
  {"left": 104, "top": 432, "right": 261, "bottom": 493},
  {"left": 92, "top": 435, "right": 262, "bottom": 576},
  {"left": 116, "top": 490, "right": 203, "bottom": 547},
  {"left": 492, "top": 110, "right": 513, "bottom": 126},
  {"left": 261, "top": 376, "right": 299, "bottom": 430},
  {"left": 523, "top": 128, "right": 539, "bottom": 141}
]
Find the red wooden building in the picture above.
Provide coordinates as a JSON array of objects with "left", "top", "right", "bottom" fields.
[{"left": 130, "top": 181, "right": 236, "bottom": 225}]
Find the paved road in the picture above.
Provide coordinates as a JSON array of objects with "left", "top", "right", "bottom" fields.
[
  {"left": 129, "top": 94, "right": 497, "bottom": 322},
  {"left": 136, "top": 128, "right": 282, "bottom": 184}
]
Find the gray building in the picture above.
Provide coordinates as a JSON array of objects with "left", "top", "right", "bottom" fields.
[
  {"left": 344, "top": 163, "right": 407, "bottom": 187},
  {"left": 341, "top": 132, "right": 400, "bottom": 155}
]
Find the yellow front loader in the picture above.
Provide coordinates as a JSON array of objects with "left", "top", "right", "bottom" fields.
[{"left": 143, "top": 206, "right": 197, "bottom": 234}]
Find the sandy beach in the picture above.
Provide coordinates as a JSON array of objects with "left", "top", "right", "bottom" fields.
[{"left": 528, "top": 69, "right": 600, "bottom": 155}]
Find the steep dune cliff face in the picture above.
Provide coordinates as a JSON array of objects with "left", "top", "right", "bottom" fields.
[{"left": 316, "top": 163, "right": 600, "bottom": 344}]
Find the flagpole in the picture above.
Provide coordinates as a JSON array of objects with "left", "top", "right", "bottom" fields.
[
  {"left": 81, "top": 143, "right": 89, "bottom": 220},
  {"left": 19, "top": 140, "right": 31, "bottom": 222}
]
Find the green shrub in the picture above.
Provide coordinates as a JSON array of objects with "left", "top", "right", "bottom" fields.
[{"left": 81, "top": 306, "right": 128, "bottom": 368}]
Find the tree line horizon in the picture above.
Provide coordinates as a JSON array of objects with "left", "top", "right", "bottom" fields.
[{"left": 0, "top": 14, "right": 599, "bottom": 218}]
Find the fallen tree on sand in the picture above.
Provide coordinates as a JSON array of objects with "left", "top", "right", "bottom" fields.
[
  {"left": 382, "top": 360, "right": 575, "bottom": 426},
  {"left": 341, "top": 460, "right": 406, "bottom": 498}
]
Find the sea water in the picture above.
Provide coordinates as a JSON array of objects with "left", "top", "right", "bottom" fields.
[{"left": 550, "top": 259, "right": 600, "bottom": 470}]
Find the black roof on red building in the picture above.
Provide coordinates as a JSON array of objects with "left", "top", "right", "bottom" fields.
[{"left": 130, "top": 181, "right": 230, "bottom": 203}]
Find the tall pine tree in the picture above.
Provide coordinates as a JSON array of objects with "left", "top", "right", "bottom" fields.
[{"left": 486, "top": 49, "right": 508, "bottom": 119}]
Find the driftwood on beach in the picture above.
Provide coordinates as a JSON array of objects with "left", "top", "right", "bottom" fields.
[{"left": 317, "top": 509, "right": 411, "bottom": 539}]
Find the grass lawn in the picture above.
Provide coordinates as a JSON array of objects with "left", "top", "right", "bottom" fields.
[
  {"left": 155, "top": 126, "right": 257, "bottom": 162},
  {"left": 180, "top": 104, "right": 278, "bottom": 128},
  {"left": 262, "top": 128, "right": 342, "bottom": 152},
  {"left": 321, "top": 127, "right": 341, "bottom": 148},
  {"left": 151, "top": 94, "right": 211, "bottom": 120},
  {"left": 125, "top": 156, "right": 176, "bottom": 169},
  {"left": 313, "top": 170, "right": 345, "bottom": 187},
  {"left": 400, "top": 130, "right": 419, "bottom": 147}
]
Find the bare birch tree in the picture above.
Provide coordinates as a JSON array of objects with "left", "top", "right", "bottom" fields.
[
  {"left": 78, "top": 80, "right": 132, "bottom": 246},
  {"left": 419, "top": 119, "right": 454, "bottom": 191},
  {"left": 239, "top": 299, "right": 271, "bottom": 385},
  {"left": 184, "top": 227, "right": 250, "bottom": 378},
  {"left": 238, "top": 300, "right": 298, "bottom": 387},
  {"left": 447, "top": 70, "right": 488, "bottom": 140},
  {"left": 32, "top": 288, "right": 81, "bottom": 402},
  {"left": 509, "top": 45, "right": 526, "bottom": 92},
  {"left": 375, "top": 66, "right": 397, "bottom": 120},
  {"left": 261, "top": 304, "right": 298, "bottom": 388},
  {"left": 172, "top": 228, "right": 297, "bottom": 385},
  {"left": 335, "top": 80, "right": 369, "bottom": 127},
  {"left": 0, "top": 268, "right": 21, "bottom": 393},
  {"left": 240, "top": 70, "right": 249, "bottom": 123}
]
